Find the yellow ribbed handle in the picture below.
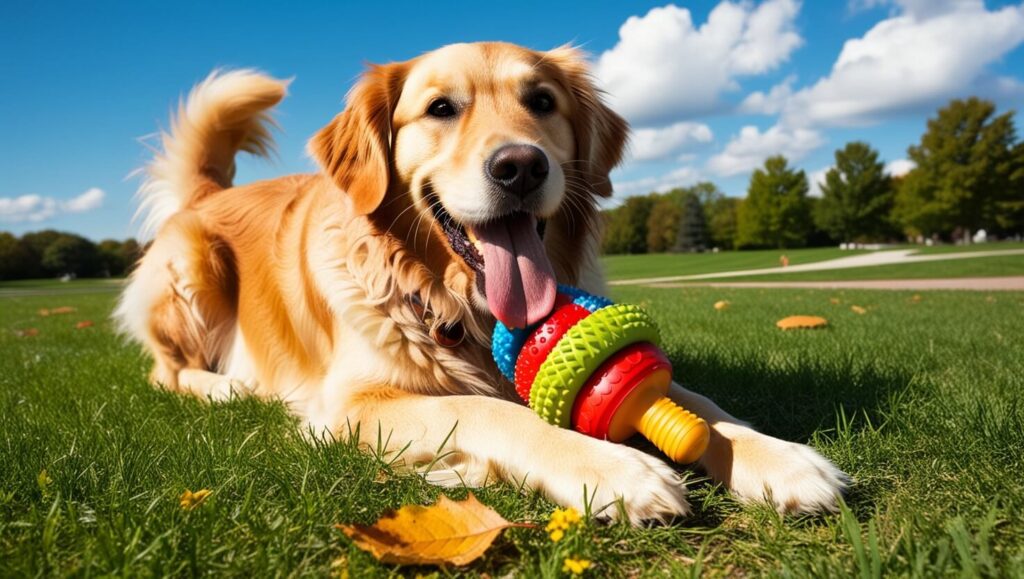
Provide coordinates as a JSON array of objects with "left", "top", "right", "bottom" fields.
[{"left": 637, "top": 397, "right": 710, "bottom": 463}]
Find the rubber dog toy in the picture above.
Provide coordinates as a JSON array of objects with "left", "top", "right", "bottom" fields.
[{"left": 493, "top": 286, "right": 710, "bottom": 463}]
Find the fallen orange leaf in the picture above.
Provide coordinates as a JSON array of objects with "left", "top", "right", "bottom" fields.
[
  {"left": 338, "top": 493, "right": 528, "bottom": 566},
  {"left": 776, "top": 315, "right": 828, "bottom": 330},
  {"left": 76, "top": 320, "right": 94, "bottom": 329},
  {"left": 713, "top": 300, "right": 730, "bottom": 311},
  {"left": 180, "top": 488, "right": 212, "bottom": 510},
  {"left": 850, "top": 305, "right": 867, "bottom": 315},
  {"left": 50, "top": 306, "right": 76, "bottom": 315},
  {"left": 16, "top": 328, "right": 40, "bottom": 337},
  {"left": 829, "top": 298, "right": 841, "bottom": 305},
  {"left": 910, "top": 294, "right": 922, "bottom": 303},
  {"left": 38, "top": 308, "right": 50, "bottom": 317}
]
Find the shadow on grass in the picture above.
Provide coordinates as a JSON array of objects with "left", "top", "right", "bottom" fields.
[
  {"left": 667, "top": 349, "right": 910, "bottom": 443},
  {"left": 618, "top": 349, "right": 916, "bottom": 523}
]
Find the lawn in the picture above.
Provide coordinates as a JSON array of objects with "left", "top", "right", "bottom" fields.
[
  {"left": 2, "top": 285, "right": 1024, "bottom": 576},
  {"left": 702, "top": 253, "right": 1024, "bottom": 282},
  {"left": 910, "top": 241, "right": 1024, "bottom": 255},
  {"left": 601, "top": 247, "right": 861, "bottom": 281}
]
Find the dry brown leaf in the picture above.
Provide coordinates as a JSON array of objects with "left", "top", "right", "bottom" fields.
[
  {"left": 38, "top": 308, "right": 50, "bottom": 317},
  {"left": 50, "top": 306, "right": 76, "bottom": 315},
  {"left": 15, "top": 328, "right": 40, "bottom": 337},
  {"left": 338, "top": 493, "right": 527, "bottom": 566},
  {"left": 829, "top": 298, "right": 841, "bottom": 305},
  {"left": 850, "top": 305, "right": 867, "bottom": 315},
  {"left": 76, "top": 320, "right": 94, "bottom": 329},
  {"left": 776, "top": 315, "right": 828, "bottom": 330},
  {"left": 910, "top": 294, "right": 922, "bottom": 303},
  {"left": 713, "top": 300, "right": 730, "bottom": 311}
]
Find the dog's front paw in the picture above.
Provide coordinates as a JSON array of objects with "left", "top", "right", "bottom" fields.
[
  {"left": 539, "top": 439, "right": 690, "bottom": 525},
  {"left": 723, "top": 433, "right": 848, "bottom": 514}
]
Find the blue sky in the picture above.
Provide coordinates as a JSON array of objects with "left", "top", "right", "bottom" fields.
[{"left": 2, "top": 0, "right": 1023, "bottom": 240}]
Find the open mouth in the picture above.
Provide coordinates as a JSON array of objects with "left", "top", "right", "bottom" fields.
[
  {"left": 430, "top": 200, "right": 485, "bottom": 273},
  {"left": 427, "top": 192, "right": 556, "bottom": 329}
]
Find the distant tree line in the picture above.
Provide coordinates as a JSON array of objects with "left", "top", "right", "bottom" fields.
[
  {"left": 602, "top": 97, "right": 1024, "bottom": 254},
  {"left": 0, "top": 230, "right": 140, "bottom": 280}
]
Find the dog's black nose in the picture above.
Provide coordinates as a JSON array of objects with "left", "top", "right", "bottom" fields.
[{"left": 485, "top": 144, "right": 549, "bottom": 197}]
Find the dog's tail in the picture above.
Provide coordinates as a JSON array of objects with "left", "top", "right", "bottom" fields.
[{"left": 135, "top": 69, "right": 289, "bottom": 237}]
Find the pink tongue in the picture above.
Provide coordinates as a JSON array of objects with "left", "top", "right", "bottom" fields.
[{"left": 472, "top": 214, "right": 557, "bottom": 329}]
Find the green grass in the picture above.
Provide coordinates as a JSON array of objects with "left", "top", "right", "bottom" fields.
[
  {"left": 3, "top": 287, "right": 1024, "bottom": 576},
  {"left": 704, "top": 254, "right": 1024, "bottom": 282},
  {"left": 0, "top": 279, "right": 123, "bottom": 290},
  {"left": 910, "top": 241, "right": 1024, "bottom": 255},
  {"left": 602, "top": 247, "right": 861, "bottom": 281}
]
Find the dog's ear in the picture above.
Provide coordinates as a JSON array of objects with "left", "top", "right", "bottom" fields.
[
  {"left": 545, "top": 46, "right": 628, "bottom": 198},
  {"left": 309, "top": 63, "right": 407, "bottom": 215}
]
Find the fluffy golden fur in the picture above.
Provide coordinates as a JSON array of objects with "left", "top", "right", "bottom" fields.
[{"left": 117, "top": 42, "right": 846, "bottom": 523}]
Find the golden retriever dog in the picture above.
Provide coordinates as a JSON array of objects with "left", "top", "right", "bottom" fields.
[{"left": 116, "top": 42, "right": 846, "bottom": 523}]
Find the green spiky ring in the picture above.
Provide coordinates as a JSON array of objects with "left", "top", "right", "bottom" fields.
[{"left": 528, "top": 303, "right": 660, "bottom": 427}]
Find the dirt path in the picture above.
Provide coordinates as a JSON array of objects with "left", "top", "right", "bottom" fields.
[
  {"left": 609, "top": 248, "right": 1024, "bottom": 286},
  {"left": 648, "top": 276, "right": 1024, "bottom": 291}
]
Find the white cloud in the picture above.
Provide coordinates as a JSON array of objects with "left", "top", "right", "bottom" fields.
[
  {"left": 0, "top": 188, "right": 106, "bottom": 223},
  {"left": 807, "top": 166, "right": 832, "bottom": 197},
  {"left": 629, "top": 122, "right": 714, "bottom": 162},
  {"left": 596, "top": 0, "right": 803, "bottom": 126},
  {"left": 62, "top": 188, "right": 105, "bottom": 213},
  {"left": 851, "top": 0, "right": 984, "bottom": 19},
  {"left": 0, "top": 195, "right": 59, "bottom": 223},
  {"left": 612, "top": 166, "right": 702, "bottom": 198},
  {"left": 707, "top": 124, "right": 824, "bottom": 176},
  {"left": 739, "top": 75, "right": 796, "bottom": 115},
  {"left": 885, "top": 158, "right": 916, "bottom": 177},
  {"left": 781, "top": 1, "right": 1024, "bottom": 128}
]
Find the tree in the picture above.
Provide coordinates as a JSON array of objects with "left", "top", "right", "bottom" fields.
[
  {"left": 41, "top": 234, "right": 100, "bottom": 277},
  {"left": 120, "top": 239, "right": 142, "bottom": 274},
  {"left": 814, "top": 142, "right": 894, "bottom": 243},
  {"left": 997, "top": 141, "right": 1024, "bottom": 235},
  {"left": 0, "top": 232, "right": 35, "bottom": 280},
  {"left": 674, "top": 193, "right": 708, "bottom": 252},
  {"left": 706, "top": 196, "right": 740, "bottom": 249},
  {"left": 19, "top": 229, "right": 65, "bottom": 277},
  {"left": 602, "top": 195, "right": 656, "bottom": 254},
  {"left": 97, "top": 238, "right": 141, "bottom": 276},
  {"left": 894, "top": 97, "right": 1019, "bottom": 238},
  {"left": 645, "top": 192, "right": 684, "bottom": 253},
  {"left": 736, "top": 156, "right": 812, "bottom": 248}
]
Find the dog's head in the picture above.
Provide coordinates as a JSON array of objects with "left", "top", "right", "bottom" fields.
[{"left": 310, "top": 42, "right": 627, "bottom": 329}]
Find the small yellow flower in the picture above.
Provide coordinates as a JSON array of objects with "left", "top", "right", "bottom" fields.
[
  {"left": 563, "top": 556, "right": 592, "bottom": 575},
  {"left": 546, "top": 507, "right": 582, "bottom": 541},
  {"left": 562, "top": 508, "right": 581, "bottom": 525},
  {"left": 179, "top": 489, "right": 212, "bottom": 510}
]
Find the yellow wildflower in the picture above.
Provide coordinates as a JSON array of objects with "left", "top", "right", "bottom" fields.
[
  {"left": 179, "top": 489, "right": 212, "bottom": 510},
  {"left": 563, "top": 556, "right": 592, "bottom": 575},
  {"left": 546, "top": 507, "right": 582, "bottom": 541}
]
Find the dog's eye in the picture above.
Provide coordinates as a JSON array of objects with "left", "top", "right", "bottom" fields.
[
  {"left": 526, "top": 90, "right": 556, "bottom": 115},
  {"left": 426, "top": 98, "right": 457, "bottom": 118}
]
